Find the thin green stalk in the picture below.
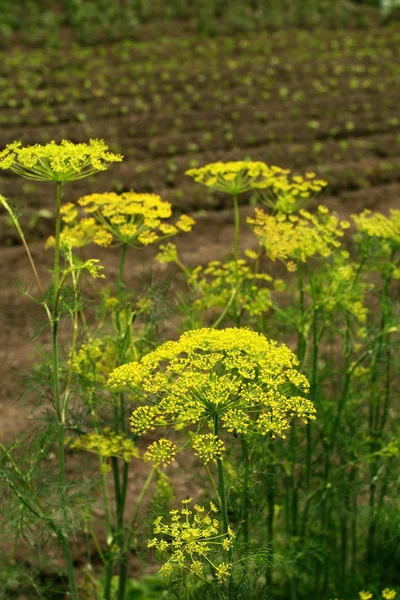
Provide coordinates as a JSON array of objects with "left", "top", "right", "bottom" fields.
[
  {"left": 204, "top": 462, "right": 220, "bottom": 500},
  {"left": 366, "top": 259, "right": 393, "bottom": 566},
  {"left": 213, "top": 414, "right": 232, "bottom": 599},
  {"left": 319, "top": 313, "right": 351, "bottom": 597},
  {"left": 213, "top": 415, "right": 229, "bottom": 535},
  {"left": 125, "top": 467, "right": 156, "bottom": 551},
  {"left": 0, "top": 196, "right": 49, "bottom": 315},
  {"left": 287, "top": 261, "right": 307, "bottom": 598},
  {"left": 301, "top": 265, "right": 319, "bottom": 538},
  {"left": 266, "top": 440, "right": 275, "bottom": 585},
  {"left": 241, "top": 437, "right": 250, "bottom": 557},
  {"left": 232, "top": 194, "right": 240, "bottom": 325},
  {"left": 114, "top": 243, "right": 132, "bottom": 600},
  {"left": 51, "top": 181, "right": 79, "bottom": 600},
  {"left": 117, "top": 243, "right": 128, "bottom": 299},
  {"left": 54, "top": 182, "right": 63, "bottom": 303}
]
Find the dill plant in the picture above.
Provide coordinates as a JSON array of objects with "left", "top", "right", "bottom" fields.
[
  {"left": 0, "top": 139, "right": 122, "bottom": 600},
  {"left": 0, "top": 149, "right": 399, "bottom": 600},
  {"left": 155, "top": 160, "right": 399, "bottom": 598}
]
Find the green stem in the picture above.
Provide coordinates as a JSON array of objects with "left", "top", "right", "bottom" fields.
[
  {"left": 0, "top": 196, "right": 48, "bottom": 313},
  {"left": 213, "top": 415, "right": 229, "bottom": 535},
  {"left": 204, "top": 462, "right": 220, "bottom": 500},
  {"left": 125, "top": 468, "right": 156, "bottom": 551},
  {"left": 213, "top": 415, "right": 232, "bottom": 599},
  {"left": 301, "top": 265, "right": 319, "bottom": 538},
  {"left": 366, "top": 259, "right": 393, "bottom": 566},
  {"left": 114, "top": 243, "right": 132, "bottom": 600},
  {"left": 117, "top": 243, "right": 128, "bottom": 299},
  {"left": 54, "top": 182, "right": 63, "bottom": 304},
  {"left": 232, "top": 194, "right": 240, "bottom": 325},
  {"left": 241, "top": 437, "right": 250, "bottom": 557},
  {"left": 51, "top": 181, "right": 79, "bottom": 600}
]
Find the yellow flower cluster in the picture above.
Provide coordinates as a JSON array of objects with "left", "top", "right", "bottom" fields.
[
  {"left": 148, "top": 499, "right": 234, "bottom": 583},
  {"left": 316, "top": 251, "right": 369, "bottom": 332},
  {"left": 188, "top": 257, "right": 273, "bottom": 319},
  {"left": 71, "top": 336, "right": 130, "bottom": 388},
  {"left": 55, "top": 192, "right": 195, "bottom": 248},
  {"left": 352, "top": 209, "right": 400, "bottom": 247},
  {"left": 248, "top": 205, "right": 350, "bottom": 269},
  {"left": 144, "top": 439, "right": 177, "bottom": 468},
  {"left": 70, "top": 428, "right": 139, "bottom": 463},
  {"left": 186, "top": 161, "right": 289, "bottom": 195},
  {"left": 108, "top": 328, "right": 315, "bottom": 442},
  {"left": 356, "top": 591, "right": 398, "bottom": 600},
  {"left": 186, "top": 161, "right": 327, "bottom": 210},
  {"left": 0, "top": 139, "right": 123, "bottom": 182},
  {"left": 260, "top": 171, "right": 328, "bottom": 214},
  {"left": 191, "top": 434, "right": 226, "bottom": 464}
]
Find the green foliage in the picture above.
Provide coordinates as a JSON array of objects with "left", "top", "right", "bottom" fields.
[
  {"left": 0, "top": 0, "right": 387, "bottom": 43},
  {"left": 0, "top": 146, "right": 399, "bottom": 600}
]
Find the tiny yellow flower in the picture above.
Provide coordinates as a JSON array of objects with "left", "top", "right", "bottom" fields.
[
  {"left": 70, "top": 428, "right": 139, "bottom": 463},
  {"left": 148, "top": 499, "right": 233, "bottom": 582},
  {"left": 215, "top": 562, "right": 231, "bottom": 583},
  {"left": 144, "top": 439, "right": 177, "bottom": 468},
  {"left": 109, "top": 328, "right": 314, "bottom": 446},
  {"left": 359, "top": 591, "right": 373, "bottom": 600},
  {"left": 55, "top": 191, "right": 195, "bottom": 249},
  {"left": 186, "top": 160, "right": 289, "bottom": 195},
  {"left": 0, "top": 139, "right": 122, "bottom": 182},
  {"left": 382, "top": 590, "right": 397, "bottom": 600}
]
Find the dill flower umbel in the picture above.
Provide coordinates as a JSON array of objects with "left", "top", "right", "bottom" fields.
[
  {"left": 259, "top": 170, "right": 328, "bottom": 214},
  {"left": 248, "top": 205, "right": 350, "bottom": 269},
  {"left": 54, "top": 192, "right": 195, "bottom": 248},
  {"left": 70, "top": 428, "right": 139, "bottom": 463},
  {"left": 108, "top": 328, "right": 315, "bottom": 447},
  {"left": 352, "top": 209, "right": 400, "bottom": 247},
  {"left": 144, "top": 439, "right": 177, "bottom": 468},
  {"left": 0, "top": 139, "right": 123, "bottom": 182},
  {"left": 186, "top": 160, "right": 289, "bottom": 195},
  {"left": 148, "top": 499, "right": 235, "bottom": 582},
  {"left": 187, "top": 256, "right": 274, "bottom": 320},
  {"left": 70, "top": 335, "right": 135, "bottom": 389}
]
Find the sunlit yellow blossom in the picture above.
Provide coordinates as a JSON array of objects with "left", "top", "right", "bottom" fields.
[
  {"left": 148, "top": 499, "right": 234, "bottom": 582},
  {"left": 382, "top": 590, "right": 397, "bottom": 600},
  {"left": 215, "top": 562, "right": 231, "bottom": 583},
  {"left": 71, "top": 336, "right": 134, "bottom": 389},
  {"left": 144, "top": 439, "right": 177, "bottom": 468},
  {"left": 177, "top": 214, "right": 196, "bottom": 232},
  {"left": 187, "top": 257, "right": 274, "bottom": 321},
  {"left": 108, "top": 328, "right": 314, "bottom": 443},
  {"left": 70, "top": 428, "right": 139, "bottom": 462},
  {"left": 55, "top": 191, "right": 195, "bottom": 249},
  {"left": 359, "top": 592, "right": 373, "bottom": 600},
  {"left": 191, "top": 434, "right": 225, "bottom": 463},
  {"left": 186, "top": 161, "right": 289, "bottom": 195},
  {"left": 189, "top": 561, "right": 204, "bottom": 576},
  {"left": 156, "top": 243, "right": 179, "bottom": 264},
  {"left": 352, "top": 209, "right": 400, "bottom": 247},
  {"left": 0, "top": 139, "right": 122, "bottom": 182},
  {"left": 248, "top": 205, "right": 349, "bottom": 269},
  {"left": 260, "top": 171, "right": 328, "bottom": 214},
  {"left": 313, "top": 251, "right": 370, "bottom": 334}
]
